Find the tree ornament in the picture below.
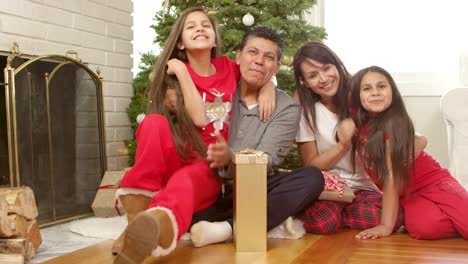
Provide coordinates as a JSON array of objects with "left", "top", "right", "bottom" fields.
[
  {"left": 136, "top": 113, "right": 146, "bottom": 124},
  {"left": 242, "top": 13, "right": 254, "bottom": 26}
]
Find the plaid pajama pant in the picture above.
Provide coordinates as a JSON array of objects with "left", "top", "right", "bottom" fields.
[{"left": 298, "top": 190, "right": 404, "bottom": 234}]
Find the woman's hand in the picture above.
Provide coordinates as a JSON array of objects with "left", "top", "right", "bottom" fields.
[
  {"left": 355, "top": 224, "right": 393, "bottom": 239},
  {"left": 337, "top": 118, "right": 356, "bottom": 148}
]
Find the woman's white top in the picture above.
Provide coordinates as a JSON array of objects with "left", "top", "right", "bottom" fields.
[{"left": 296, "top": 101, "right": 379, "bottom": 192}]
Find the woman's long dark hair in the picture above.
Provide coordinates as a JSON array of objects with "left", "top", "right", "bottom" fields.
[
  {"left": 292, "top": 41, "right": 351, "bottom": 135},
  {"left": 350, "top": 66, "right": 414, "bottom": 190},
  {"left": 146, "top": 6, "right": 221, "bottom": 160}
]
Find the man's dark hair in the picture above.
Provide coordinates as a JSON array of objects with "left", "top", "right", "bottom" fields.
[{"left": 238, "top": 26, "right": 284, "bottom": 62}]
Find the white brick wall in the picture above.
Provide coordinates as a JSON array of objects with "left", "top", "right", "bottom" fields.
[{"left": 0, "top": 0, "right": 134, "bottom": 170}]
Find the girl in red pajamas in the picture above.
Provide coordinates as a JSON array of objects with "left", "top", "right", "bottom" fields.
[
  {"left": 113, "top": 6, "right": 274, "bottom": 263},
  {"left": 113, "top": 7, "right": 235, "bottom": 263},
  {"left": 350, "top": 65, "right": 468, "bottom": 240}
]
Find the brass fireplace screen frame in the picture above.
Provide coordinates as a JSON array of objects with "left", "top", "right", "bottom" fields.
[{"left": 2, "top": 43, "right": 107, "bottom": 223}]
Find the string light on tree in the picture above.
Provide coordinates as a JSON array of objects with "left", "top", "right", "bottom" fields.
[{"left": 242, "top": 13, "right": 254, "bottom": 26}]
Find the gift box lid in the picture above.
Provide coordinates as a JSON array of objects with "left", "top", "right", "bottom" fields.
[{"left": 233, "top": 149, "right": 268, "bottom": 164}]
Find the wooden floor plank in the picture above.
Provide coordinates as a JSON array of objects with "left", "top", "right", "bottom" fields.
[
  {"left": 349, "top": 236, "right": 468, "bottom": 264},
  {"left": 291, "top": 229, "right": 361, "bottom": 264},
  {"left": 41, "top": 229, "right": 468, "bottom": 264},
  {"left": 42, "top": 240, "right": 115, "bottom": 264}
]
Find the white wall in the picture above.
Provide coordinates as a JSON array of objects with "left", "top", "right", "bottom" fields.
[
  {"left": 316, "top": 0, "right": 468, "bottom": 168},
  {"left": 0, "top": 0, "right": 134, "bottom": 170},
  {"left": 404, "top": 96, "right": 448, "bottom": 167}
]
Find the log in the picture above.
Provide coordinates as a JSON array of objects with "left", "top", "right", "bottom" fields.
[
  {"left": 0, "top": 188, "right": 41, "bottom": 261},
  {"left": 25, "top": 220, "right": 41, "bottom": 251},
  {"left": 0, "top": 220, "right": 42, "bottom": 260},
  {"left": 0, "top": 253, "right": 24, "bottom": 264},
  {"left": 0, "top": 187, "right": 38, "bottom": 219},
  {"left": 0, "top": 187, "right": 39, "bottom": 238},
  {"left": 0, "top": 237, "right": 35, "bottom": 261},
  {"left": 0, "top": 238, "right": 26, "bottom": 256},
  {"left": 0, "top": 196, "right": 9, "bottom": 237},
  {"left": 0, "top": 213, "right": 28, "bottom": 238}
]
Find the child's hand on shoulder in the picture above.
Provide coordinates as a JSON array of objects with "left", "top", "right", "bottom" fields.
[
  {"left": 258, "top": 81, "right": 275, "bottom": 122},
  {"left": 164, "top": 88, "right": 178, "bottom": 113},
  {"left": 355, "top": 224, "right": 393, "bottom": 240}
]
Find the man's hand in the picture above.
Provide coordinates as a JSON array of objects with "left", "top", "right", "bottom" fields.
[
  {"left": 164, "top": 89, "right": 178, "bottom": 113},
  {"left": 337, "top": 118, "right": 356, "bottom": 148},
  {"left": 355, "top": 224, "right": 393, "bottom": 240},
  {"left": 206, "top": 130, "right": 233, "bottom": 168}
]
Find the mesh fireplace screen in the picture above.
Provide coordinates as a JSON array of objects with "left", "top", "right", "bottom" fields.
[{"left": 2, "top": 51, "right": 106, "bottom": 224}]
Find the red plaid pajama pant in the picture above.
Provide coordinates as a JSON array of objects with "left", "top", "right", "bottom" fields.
[{"left": 298, "top": 190, "right": 404, "bottom": 234}]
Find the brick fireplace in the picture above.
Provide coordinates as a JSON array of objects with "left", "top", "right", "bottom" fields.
[{"left": 0, "top": 0, "right": 134, "bottom": 223}]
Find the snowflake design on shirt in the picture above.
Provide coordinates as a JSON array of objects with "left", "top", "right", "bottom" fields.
[{"left": 205, "top": 88, "right": 231, "bottom": 133}]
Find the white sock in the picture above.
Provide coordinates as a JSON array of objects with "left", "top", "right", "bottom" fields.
[
  {"left": 190, "top": 221, "right": 232, "bottom": 247},
  {"left": 267, "top": 217, "right": 306, "bottom": 240}
]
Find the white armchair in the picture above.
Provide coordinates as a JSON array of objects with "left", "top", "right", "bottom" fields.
[{"left": 440, "top": 88, "right": 468, "bottom": 189}]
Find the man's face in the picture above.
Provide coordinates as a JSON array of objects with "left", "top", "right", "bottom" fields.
[{"left": 236, "top": 37, "right": 280, "bottom": 89}]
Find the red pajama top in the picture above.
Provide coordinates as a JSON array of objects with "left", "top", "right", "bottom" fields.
[
  {"left": 358, "top": 124, "right": 447, "bottom": 198},
  {"left": 184, "top": 56, "right": 239, "bottom": 146}
]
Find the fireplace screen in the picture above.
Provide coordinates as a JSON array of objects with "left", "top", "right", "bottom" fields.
[{"left": 1, "top": 45, "right": 106, "bottom": 224}]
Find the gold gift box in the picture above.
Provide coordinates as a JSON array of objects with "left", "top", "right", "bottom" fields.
[
  {"left": 318, "top": 186, "right": 355, "bottom": 203},
  {"left": 91, "top": 168, "right": 130, "bottom": 218},
  {"left": 233, "top": 150, "right": 268, "bottom": 252}
]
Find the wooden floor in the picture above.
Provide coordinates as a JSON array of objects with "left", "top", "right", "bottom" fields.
[{"left": 42, "top": 229, "right": 468, "bottom": 264}]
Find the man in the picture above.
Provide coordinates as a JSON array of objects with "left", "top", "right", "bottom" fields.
[{"left": 189, "top": 26, "right": 324, "bottom": 247}]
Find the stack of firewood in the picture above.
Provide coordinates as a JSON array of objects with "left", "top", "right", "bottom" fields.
[{"left": 0, "top": 186, "right": 42, "bottom": 264}]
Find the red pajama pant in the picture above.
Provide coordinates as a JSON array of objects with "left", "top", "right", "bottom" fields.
[
  {"left": 402, "top": 177, "right": 468, "bottom": 240},
  {"left": 298, "top": 190, "right": 404, "bottom": 234},
  {"left": 119, "top": 114, "right": 221, "bottom": 239}
]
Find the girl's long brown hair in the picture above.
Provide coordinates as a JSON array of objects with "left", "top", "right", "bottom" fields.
[
  {"left": 350, "top": 66, "right": 414, "bottom": 190},
  {"left": 292, "top": 41, "right": 351, "bottom": 135},
  {"left": 146, "top": 6, "right": 221, "bottom": 160}
]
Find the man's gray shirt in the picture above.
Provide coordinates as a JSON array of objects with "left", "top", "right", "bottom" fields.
[{"left": 227, "top": 87, "right": 301, "bottom": 177}]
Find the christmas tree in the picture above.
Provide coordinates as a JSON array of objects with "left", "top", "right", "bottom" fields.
[{"left": 127, "top": 0, "right": 326, "bottom": 167}]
